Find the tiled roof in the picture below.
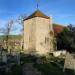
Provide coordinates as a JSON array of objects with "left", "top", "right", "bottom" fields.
[
  {"left": 53, "top": 23, "right": 65, "bottom": 36},
  {"left": 23, "top": 10, "right": 65, "bottom": 36},
  {"left": 24, "top": 10, "right": 50, "bottom": 20}
]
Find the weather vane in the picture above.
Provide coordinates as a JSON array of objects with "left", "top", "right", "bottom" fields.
[{"left": 37, "top": 0, "right": 39, "bottom": 9}]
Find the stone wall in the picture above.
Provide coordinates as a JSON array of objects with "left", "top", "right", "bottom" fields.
[
  {"left": 24, "top": 18, "right": 36, "bottom": 53},
  {"left": 24, "top": 17, "right": 54, "bottom": 55},
  {"left": 35, "top": 17, "right": 54, "bottom": 55}
]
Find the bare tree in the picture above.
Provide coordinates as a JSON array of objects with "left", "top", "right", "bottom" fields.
[
  {"left": 13, "top": 15, "right": 27, "bottom": 65},
  {"left": 5, "top": 20, "right": 14, "bottom": 51},
  {"left": 0, "top": 20, "right": 14, "bottom": 52},
  {"left": 17, "top": 14, "right": 27, "bottom": 50},
  {"left": 0, "top": 20, "right": 14, "bottom": 63}
]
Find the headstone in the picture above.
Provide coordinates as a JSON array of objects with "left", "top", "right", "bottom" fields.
[
  {"left": 64, "top": 52, "right": 75, "bottom": 72},
  {"left": 2, "top": 51, "right": 7, "bottom": 63}
]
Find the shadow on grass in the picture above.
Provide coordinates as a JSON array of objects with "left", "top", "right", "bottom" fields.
[
  {"left": 65, "top": 69, "right": 75, "bottom": 75},
  {"left": 0, "top": 52, "right": 75, "bottom": 75}
]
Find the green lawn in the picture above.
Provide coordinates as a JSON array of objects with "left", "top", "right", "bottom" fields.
[
  {"left": 1, "top": 54, "right": 74, "bottom": 75},
  {"left": 20, "top": 54, "right": 65, "bottom": 75},
  {"left": 20, "top": 54, "right": 75, "bottom": 75}
]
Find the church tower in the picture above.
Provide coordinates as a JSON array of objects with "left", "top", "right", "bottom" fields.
[{"left": 23, "top": 10, "right": 54, "bottom": 55}]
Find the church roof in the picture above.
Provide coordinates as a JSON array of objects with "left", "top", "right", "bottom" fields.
[
  {"left": 24, "top": 10, "right": 50, "bottom": 20},
  {"left": 53, "top": 23, "right": 65, "bottom": 36}
]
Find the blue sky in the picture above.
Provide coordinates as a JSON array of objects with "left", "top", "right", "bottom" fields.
[{"left": 0, "top": 0, "right": 75, "bottom": 34}]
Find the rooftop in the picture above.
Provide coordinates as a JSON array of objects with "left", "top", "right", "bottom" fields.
[
  {"left": 53, "top": 23, "right": 65, "bottom": 36},
  {"left": 24, "top": 10, "right": 50, "bottom": 20}
]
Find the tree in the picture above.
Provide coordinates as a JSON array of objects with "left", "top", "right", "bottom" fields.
[
  {"left": 14, "top": 15, "right": 27, "bottom": 65},
  {"left": 0, "top": 20, "right": 14, "bottom": 51},
  {"left": 5, "top": 20, "right": 14, "bottom": 50},
  {"left": 17, "top": 15, "right": 27, "bottom": 50},
  {"left": 56, "top": 24, "right": 75, "bottom": 52}
]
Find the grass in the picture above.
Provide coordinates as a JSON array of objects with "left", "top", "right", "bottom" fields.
[
  {"left": 34, "top": 63, "right": 64, "bottom": 75},
  {"left": 0, "top": 53, "right": 74, "bottom": 75},
  {"left": 20, "top": 54, "right": 75, "bottom": 75},
  {"left": 33, "top": 57, "right": 64, "bottom": 75},
  {"left": 6, "top": 64, "right": 22, "bottom": 75},
  {"left": 20, "top": 54, "right": 65, "bottom": 75}
]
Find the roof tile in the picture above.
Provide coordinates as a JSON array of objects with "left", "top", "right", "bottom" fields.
[{"left": 24, "top": 10, "right": 50, "bottom": 20}]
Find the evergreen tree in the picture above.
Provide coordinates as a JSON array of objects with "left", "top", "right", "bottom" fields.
[{"left": 57, "top": 24, "right": 75, "bottom": 52}]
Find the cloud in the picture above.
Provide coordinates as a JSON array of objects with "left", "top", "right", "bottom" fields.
[
  {"left": 0, "top": 19, "right": 22, "bottom": 35},
  {"left": 53, "top": 14, "right": 75, "bottom": 19},
  {"left": 0, "top": 19, "right": 7, "bottom": 27}
]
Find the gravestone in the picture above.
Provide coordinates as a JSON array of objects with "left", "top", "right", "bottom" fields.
[{"left": 64, "top": 52, "right": 75, "bottom": 72}]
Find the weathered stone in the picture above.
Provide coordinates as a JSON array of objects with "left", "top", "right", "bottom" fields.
[
  {"left": 64, "top": 52, "right": 75, "bottom": 72},
  {"left": 24, "top": 10, "right": 54, "bottom": 55}
]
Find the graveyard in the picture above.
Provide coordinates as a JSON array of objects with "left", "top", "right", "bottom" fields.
[
  {"left": 0, "top": 0, "right": 75, "bottom": 75},
  {"left": 0, "top": 10, "right": 75, "bottom": 75},
  {"left": 0, "top": 47, "right": 75, "bottom": 75}
]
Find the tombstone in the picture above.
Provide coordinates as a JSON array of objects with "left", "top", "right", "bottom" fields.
[
  {"left": 2, "top": 51, "right": 7, "bottom": 63},
  {"left": 63, "top": 52, "right": 75, "bottom": 73},
  {"left": 0, "top": 48, "right": 7, "bottom": 63}
]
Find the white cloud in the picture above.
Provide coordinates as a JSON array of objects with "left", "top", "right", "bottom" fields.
[
  {"left": 0, "top": 19, "right": 7, "bottom": 27},
  {"left": 0, "top": 19, "right": 22, "bottom": 35}
]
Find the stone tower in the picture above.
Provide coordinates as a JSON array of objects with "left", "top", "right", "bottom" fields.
[{"left": 23, "top": 10, "right": 54, "bottom": 55}]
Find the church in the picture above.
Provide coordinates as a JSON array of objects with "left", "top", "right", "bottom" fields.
[{"left": 23, "top": 10, "right": 64, "bottom": 55}]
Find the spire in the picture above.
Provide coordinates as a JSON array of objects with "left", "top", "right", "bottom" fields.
[
  {"left": 37, "top": 0, "right": 39, "bottom": 10},
  {"left": 23, "top": 0, "right": 50, "bottom": 21}
]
